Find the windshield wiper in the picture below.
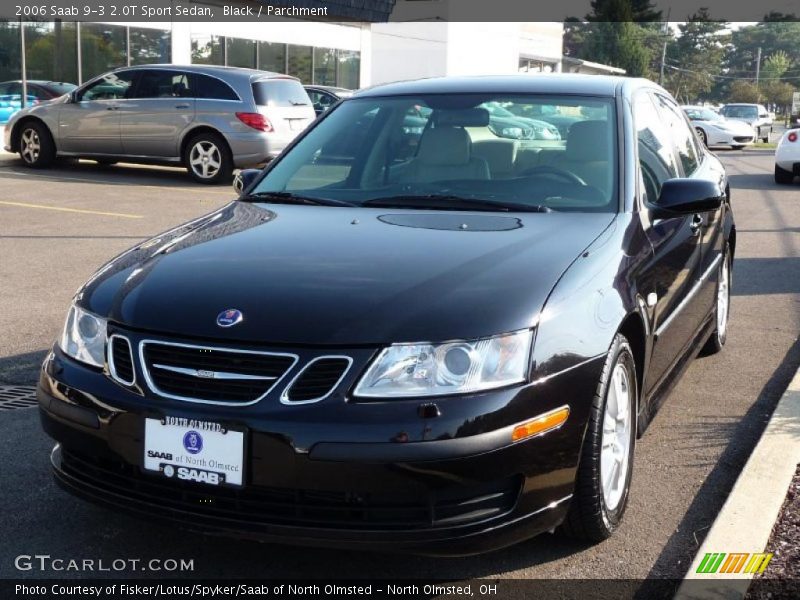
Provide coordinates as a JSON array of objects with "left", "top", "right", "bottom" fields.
[
  {"left": 361, "top": 195, "right": 551, "bottom": 213},
  {"left": 239, "top": 191, "right": 356, "bottom": 207}
]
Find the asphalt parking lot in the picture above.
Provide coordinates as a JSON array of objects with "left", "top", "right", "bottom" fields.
[{"left": 0, "top": 148, "right": 798, "bottom": 581}]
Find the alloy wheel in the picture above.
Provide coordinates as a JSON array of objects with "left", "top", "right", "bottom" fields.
[
  {"left": 20, "top": 128, "right": 41, "bottom": 164},
  {"left": 189, "top": 141, "right": 222, "bottom": 180},
  {"left": 601, "top": 362, "right": 632, "bottom": 511}
]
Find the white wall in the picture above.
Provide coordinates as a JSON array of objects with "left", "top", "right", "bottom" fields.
[
  {"left": 444, "top": 23, "right": 521, "bottom": 76},
  {"left": 368, "top": 22, "right": 448, "bottom": 86}
]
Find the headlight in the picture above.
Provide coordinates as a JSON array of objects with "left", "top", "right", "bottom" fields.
[
  {"left": 353, "top": 330, "right": 533, "bottom": 398},
  {"left": 59, "top": 304, "right": 107, "bottom": 368}
]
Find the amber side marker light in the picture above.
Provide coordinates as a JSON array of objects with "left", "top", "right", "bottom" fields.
[{"left": 512, "top": 406, "right": 570, "bottom": 441}]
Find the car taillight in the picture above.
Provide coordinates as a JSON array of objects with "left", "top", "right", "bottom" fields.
[
  {"left": 236, "top": 112, "right": 273, "bottom": 132},
  {"left": 788, "top": 131, "right": 798, "bottom": 143}
]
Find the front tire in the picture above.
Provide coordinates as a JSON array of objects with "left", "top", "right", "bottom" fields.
[
  {"left": 701, "top": 247, "right": 731, "bottom": 355},
  {"left": 562, "top": 334, "right": 636, "bottom": 542},
  {"left": 184, "top": 132, "right": 233, "bottom": 184},
  {"left": 775, "top": 164, "right": 794, "bottom": 184},
  {"left": 695, "top": 127, "right": 708, "bottom": 147},
  {"left": 18, "top": 121, "right": 55, "bottom": 168}
]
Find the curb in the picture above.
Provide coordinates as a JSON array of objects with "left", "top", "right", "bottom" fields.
[{"left": 674, "top": 365, "right": 800, "bottom": 599}]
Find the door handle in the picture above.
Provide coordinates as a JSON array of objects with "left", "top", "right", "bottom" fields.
[
  {"left": 106, "top": 105, "right": 119, "bottom": 111},
  {"left": 690, "top": 214, "right": 703, "bottom": 234},
  {"left": 175, "top": 104, "right": 190, "bottom": 109}
]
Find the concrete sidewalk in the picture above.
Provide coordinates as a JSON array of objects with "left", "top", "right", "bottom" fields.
[{"left": 675, "top": 364, "right": 800, "bottom": 599}]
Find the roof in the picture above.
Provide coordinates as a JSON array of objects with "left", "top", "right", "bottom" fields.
[
  {"left": 113, "top": 64, "right": 298, "bottom": 83},
  {"left": 561, "top": 56, "right": 626, "bottom": 75},
  {"left": 354, "top": 74, "right": 644, "bottom": 98}
]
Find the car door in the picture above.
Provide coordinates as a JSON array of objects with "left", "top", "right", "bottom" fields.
[
  {"left": 119, "top": 69, "right": 196, "bottom": 158},
  {"left": 58, "top": 70, "right": 136, "bottom": 155},
  {"left": 658, "top": 94, "right": 726, "bottom": 328},
  {"left": 633, "top": 91, "right": 707, "bottom": 392}
]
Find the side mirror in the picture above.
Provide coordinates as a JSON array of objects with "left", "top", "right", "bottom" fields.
[
  {"left": 651, "top": 178, "right": 724, "bottom": 219},
  {"left": 233, "top": 168, "right": 261, "bottom": 196},
  {"left": 68, "top": 90, "right": 79, "bottom": 103}
]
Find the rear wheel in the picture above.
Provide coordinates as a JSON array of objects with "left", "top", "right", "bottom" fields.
[
  {"left": 184, "top": 132, "right": 233, "bottom": 184},
  {"left": 561, "top": 334, "right": 636, "bottom": 542},
  {"left": 18, "top": 121, "right": 55, "bottom": 168},
  {"left": 775, "top": 164, "right": 794, "bottom": 184},
  {"left": 701, "top": 246, "right": 731, "bottom": 355}
]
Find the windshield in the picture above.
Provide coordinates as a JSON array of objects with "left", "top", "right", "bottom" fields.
[
  {"left": 684, "top": 107, "right": 722, "bottom": 122},
  {"left": 250, "top": 94, "right": 618, "bottom": 212},
  {"left": 724, "top": 105, "right": 758, "bottom": 119}
]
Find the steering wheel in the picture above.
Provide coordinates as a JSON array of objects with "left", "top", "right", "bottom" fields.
[{"left": 521, "top": 165, "right": 587, "bottom": 186}]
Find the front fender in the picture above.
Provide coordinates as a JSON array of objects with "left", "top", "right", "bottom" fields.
[{"left": 531, "top": 214, "right": 654, "bottom": 388}]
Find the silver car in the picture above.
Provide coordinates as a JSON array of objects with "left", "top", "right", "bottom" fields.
[
  {"left": 719, "top": 103, "right": 773, "bottom": 143},
  {"left": 3, "top": 65, "right": 316, "bottom": 183}
]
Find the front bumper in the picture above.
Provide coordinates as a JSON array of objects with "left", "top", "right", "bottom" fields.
[{"left": 39, "top": 342, "right": 603, "bottom": 555}]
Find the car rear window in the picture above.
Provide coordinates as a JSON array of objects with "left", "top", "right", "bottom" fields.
[
  {"left": 193, "top": 74, "right": 239, "bottom": 101},
  {"left": 252, "top": 79, "right": 310, "bottom": 107}
]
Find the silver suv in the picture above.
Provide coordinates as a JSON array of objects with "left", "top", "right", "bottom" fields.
[
  {"left": 719, "top": 103, "right": 773, "bottom": 143},
  {"left": 4, "top": 65, "right": 316, "bottom": 183}
]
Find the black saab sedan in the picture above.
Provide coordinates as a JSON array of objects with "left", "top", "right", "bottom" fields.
[{"left": 40, "top": 75, "right": 734, "bottom": 554}]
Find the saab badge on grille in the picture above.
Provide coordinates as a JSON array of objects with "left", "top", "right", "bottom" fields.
[{"left": 216, "top": 308, "right": 243, "bottom": 328}]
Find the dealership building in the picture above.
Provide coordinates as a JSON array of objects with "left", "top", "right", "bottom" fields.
[{"left": 0, "top": 7, "right": 582, "bottom": 93}]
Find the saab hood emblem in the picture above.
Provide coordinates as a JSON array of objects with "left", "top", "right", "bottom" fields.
[{"left": 216, "top": 309, "right": 243, "bottom": 327}]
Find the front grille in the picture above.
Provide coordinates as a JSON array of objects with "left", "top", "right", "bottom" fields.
[
  {"left": 282, "top": 357, "right": 352, "bottom": 403},
  {"left": 109, "top": 335, "right": 135, "bottom": 386},
  {"left": 141, "top": 341, "right": 297, "bottom": 404},
  {"left": 59, "top": 449, "right": 520, "bottom": 530}
]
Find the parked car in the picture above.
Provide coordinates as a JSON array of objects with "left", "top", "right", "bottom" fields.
[
  {"left": 304, "top": 85, "right": 353, "bottom": 116},
  {"left": 483, "top": 101, "right": 561, "bottom": 140},
  {"left": 682, "top": 105, "right": 755, "bottom": 148},
  {"left": 719, "top": 103, "right": 772, "bottom": 143},
  {"left": 40, "top": 74, "right": 734, "bottom": 554},
  {"left": 4, "top": 65, "right": 315, "bottom": 183},
  {"left": 0, "top": 80, "right": 77, "bottom": 124},
  {"left": 774, "top": 128, "right": 799, "bottom": 184}
]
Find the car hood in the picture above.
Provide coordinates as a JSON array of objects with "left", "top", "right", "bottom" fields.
[{"left": 78, "top": 202, "right": 615, "bottom": 346}]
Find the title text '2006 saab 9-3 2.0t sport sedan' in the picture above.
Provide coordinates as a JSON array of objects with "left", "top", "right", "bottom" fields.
[{"left": 39, "top": 74, "right": 734, "bottom": 555}]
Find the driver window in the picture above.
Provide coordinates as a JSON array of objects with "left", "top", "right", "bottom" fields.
[
  {"left": 79, "top": 71, "right": 135, "bottom": 102},
  {"left": 633, "top": 92, "right": 679, "bottom": 204}
]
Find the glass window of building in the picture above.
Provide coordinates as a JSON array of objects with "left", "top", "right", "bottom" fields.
[
  {"left": 258, "top": 41, "right": 286, "bottom": 73},
  {"left": 336, "top": 50, "right": 360, "bottom": 90},
  {"left": 313, "top": 47, "right": 337, "bottom": 86},
  {"left": 191, "top": 34, "right": 224, "bottom": 66},
  {"left": 23, "top": 22, "right": 78, "bottom": 84},
  {"left": 227, "top": 37, "right": 256, "bottom": 69},
  {"left": 287, "top": 44, "right": 312, "bottom": 83},
  {"left": 81, "top": 23, "right": 127, "bottom": 81},
  {"left": 0, "top": 21, "right": 21, "bottom": 81},
  {"left": 129, "top": 27, "right": 171, "bottom": 66}
]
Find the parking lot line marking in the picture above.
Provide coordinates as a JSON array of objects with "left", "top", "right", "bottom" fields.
[{"left": 0, "top": 200, "right": 143, "bottom": 219}]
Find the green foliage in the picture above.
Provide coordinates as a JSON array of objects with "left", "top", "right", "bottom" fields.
[{"left": 728, "top": 80, "right": 761, "bottom": 103}]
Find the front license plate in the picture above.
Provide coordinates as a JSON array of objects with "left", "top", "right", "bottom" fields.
[{"left": 144, "top": 417, "right": 244, "bottom": 487}]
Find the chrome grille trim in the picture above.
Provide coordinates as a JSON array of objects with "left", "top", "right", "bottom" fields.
[
  {"left": 139, "top": 339, "right": 298, "bottom": 406},
  {"left": 280, "top": 355, "right": 354, "bottom": 405},
  {"left": 150, "top": 363, "right": 278, "bottom": 381},
  {"left": 108, "top": 334, "right": 135, "bottom": 387}
]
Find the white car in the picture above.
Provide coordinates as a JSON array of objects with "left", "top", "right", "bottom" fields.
[
  {"left": 719, "top": 103, "right": 772, "bottom": 143},
  {"left": 774, "top": 128, "right": 799, "bottom": 184},
  {"left": 682, "top": 106, "right": 755, "bottom": 148}
]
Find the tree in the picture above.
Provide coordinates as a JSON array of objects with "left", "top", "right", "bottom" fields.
[
  {"left": 728, "top": 80, "right": 761, "bottom": 103},
  {"left": 664, "top": 9, "right": 729, "bottom": 103},
  {"left": 581, "top": 0, "right": 653, "bottom": 77}
]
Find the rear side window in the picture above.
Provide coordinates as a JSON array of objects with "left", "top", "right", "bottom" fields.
[
  {"left": 192, "top": 74, "right": 239, "bottom": 101},
  {"left": 134, "top": 70, "right": 192, "bottom": 98},
  {"left": 252, "top": 79, "right": 310, "bottom": 107}
]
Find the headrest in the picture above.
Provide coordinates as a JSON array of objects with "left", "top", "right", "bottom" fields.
[
  {"left": 566, "top": 120, "right": 611, "bottom": 162},
  {"left": 417, "top": 127, "right": 472, "bottom": 166}
]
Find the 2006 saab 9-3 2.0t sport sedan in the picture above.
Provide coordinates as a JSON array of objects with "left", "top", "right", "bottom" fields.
[{"left": 39, "top": 75, "right": 734, "bottom": 555}]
